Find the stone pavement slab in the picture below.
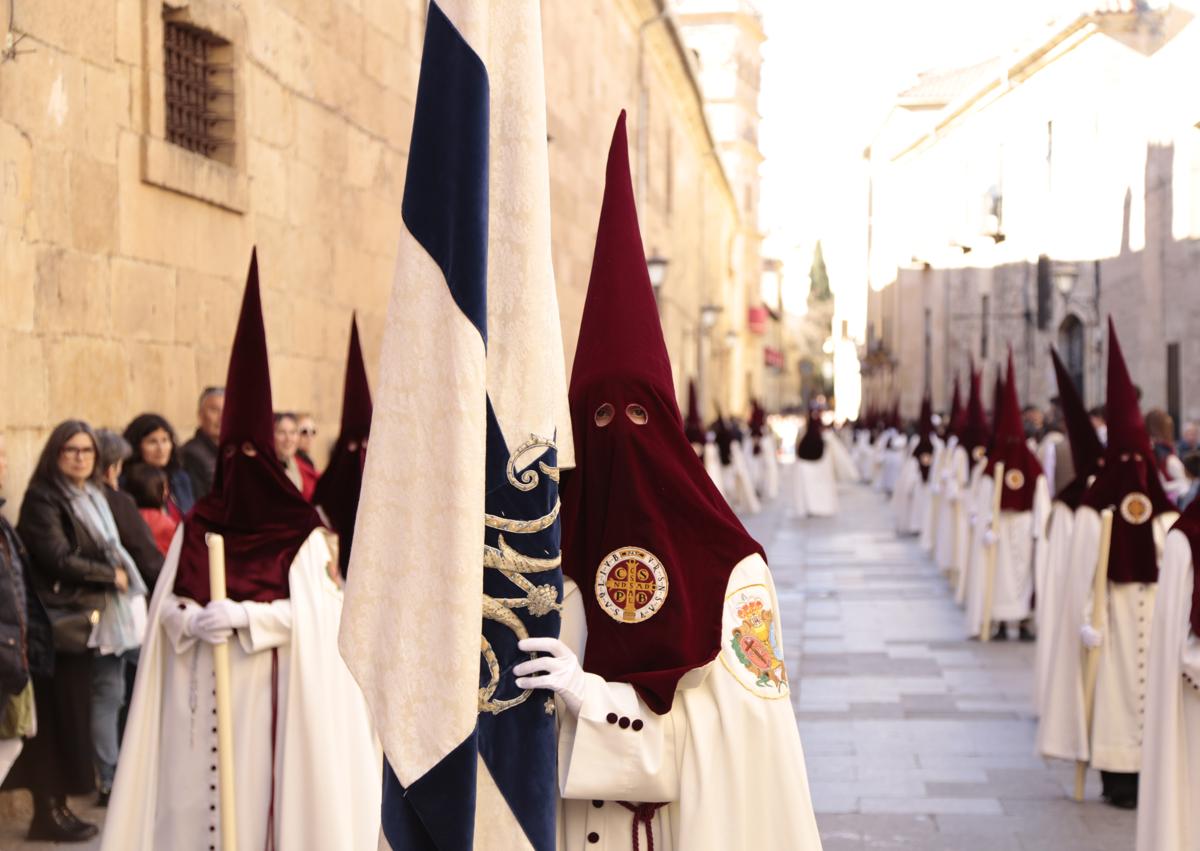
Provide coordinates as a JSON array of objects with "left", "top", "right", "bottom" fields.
[{"left": 742, "top": 465, "right": 1137, "bottom": 851}]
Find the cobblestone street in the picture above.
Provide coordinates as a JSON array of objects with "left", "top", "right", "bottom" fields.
[{"left": 742, "top": 467, "right": 1137, "bottom": 851}]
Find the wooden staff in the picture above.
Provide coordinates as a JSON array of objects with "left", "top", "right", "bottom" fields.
[
  {"left": 1074, "top": 508, "right": 1114, "bottom": 802},
  {"left": 980, "top": 462, "right": 1005, "bottom": 642},
  {"left": 207, "top": 533, "right": 238, "bottom": 851}
]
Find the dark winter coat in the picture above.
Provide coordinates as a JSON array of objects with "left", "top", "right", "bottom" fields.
[
  {"left": 103, "top": 485, "right": 165, "bottom": 595},
  {"left": 0, "top": 503, "right": 52, "bottom": 696}
]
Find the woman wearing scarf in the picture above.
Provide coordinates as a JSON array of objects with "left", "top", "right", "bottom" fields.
[
  {"left": 101, "top": 252, "right": 381, "bottom": 851},
  {"left": 4, "top": 421, "right": 132, "bottom": 842},
  {"left": 514, "top": 115, "right": 822, "bottom": 851}
]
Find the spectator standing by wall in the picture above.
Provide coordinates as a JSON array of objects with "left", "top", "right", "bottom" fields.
[
  {"left": 274, "top": 412, "right": 315, "bottom": 501},
  {"left": 1177, "top": 420, "right": 1200, "bottom": 455},
  {"left": 0, "top": 432, "right": 51, "bottom": 787},
  {"left": 4, "top": 421, "right": 128, "bottom": 842},
  {"left": 124, "top": 465, "right": 177, "bottom": 556},
  {"left": 1147, "top": 408, "right": 1188, "bottom": 502},
  {"left": 122, "top": 414, "right": 195, "bottom": 520},
  {"left": 294, "top": 412, "right": 320, "bottom": 497},
  {"left": 179, "top": 387, "right": 224, "bottom": 500},
  {"left": 95, "top": 430, "right": 163, "bottom": 595}
]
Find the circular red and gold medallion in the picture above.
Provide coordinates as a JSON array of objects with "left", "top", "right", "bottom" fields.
[
  {"left": 1005, "top": 469, "right": 1025, "bottom": 491},
  {"left": 1120, "top": 492, "right": 1153, "bottom": 526},
  {"left": 595, "top": 547, "right": 669, "bottom": 624},
  {"left": 972, "top": 446, "right": 986, "bottom": 461}
]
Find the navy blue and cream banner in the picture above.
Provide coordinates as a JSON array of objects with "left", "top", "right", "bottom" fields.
[{"left": 339, "top": 1, "right": 572, "bottom": 849}]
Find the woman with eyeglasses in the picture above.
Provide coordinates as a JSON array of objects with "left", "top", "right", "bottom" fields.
[
  {"left": 121, "top": 414, "right": 196, "bottom": 520},
  {"left": 3, "top": 421, "right": 147, "bottom": 842}
]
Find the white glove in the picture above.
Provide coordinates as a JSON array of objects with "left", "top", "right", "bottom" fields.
[
  {"left": 981, "top": 528, "right": 998, "bottom": 547},
  {"left": 189, "top": 599, "right": 250, "bottom": 645},
  {"left": 1080, "top": 625, "right": 1103, "bottom": 649},
  {"left": 514, "top": 637, "right": 586, "bottom": 716},
  {"left": 930, "top": 483, "right": 942, "bottom": 496}
]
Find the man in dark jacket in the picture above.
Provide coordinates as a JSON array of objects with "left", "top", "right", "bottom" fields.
[
  {"left": 179, "top": 386, "right": 224, "bottom": 499},
  {"left": 0, "top": 432, "right": 52, "bottom": 783}
]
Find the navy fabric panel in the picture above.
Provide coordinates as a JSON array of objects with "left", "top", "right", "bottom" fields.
[
  {"left": 381, "top": 731, "right": 479, "bottom": 851},
  {"left": 401, "top": 0, "right": 490, "bottom": 343},
  {"left": 480, "top": 405, "right": 561, "bottom": 850}
]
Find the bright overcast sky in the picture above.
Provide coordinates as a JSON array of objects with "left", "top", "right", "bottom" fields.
[{"left": 757, "top": 0, "right": 1085, "bottom": 307}]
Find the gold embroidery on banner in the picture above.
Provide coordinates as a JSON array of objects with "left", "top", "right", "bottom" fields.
[{"left": 478, "top": 436, "right": 564, "bottom": 716}]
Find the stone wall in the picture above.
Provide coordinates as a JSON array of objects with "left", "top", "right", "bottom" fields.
[{"left": 0, "top": 0, "right": 747, "bottom": 507}]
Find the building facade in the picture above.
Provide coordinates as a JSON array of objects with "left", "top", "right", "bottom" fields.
[
  {"left": 0, "top": 0, "right": 761, "bottom": 505},
  {"left": 864, "top": 4, "right": 1200, "bottom": 429}
]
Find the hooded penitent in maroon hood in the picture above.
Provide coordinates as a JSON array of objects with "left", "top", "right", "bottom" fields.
[
  {"left": 1050, "top": 346, "right": 1104, "bottom": 509},
  {"left": 560, "top": 113, "right": 763, "bottom": 716},
  {"left": 947, "top": 376, "right": 964, "bottom": 440},
  {"left": 960, "top": 366, "right": 990, "bottom": 462},
  {"left": 984, "top": 350, "right": 1043, "bottom": 512},
  {"left": 796, "top": 406, "right": 825, "bottom": 461},
  {"left": 913, "top": 395, "right": 935, "bottom": 482},
  {"left": 313, "top": 316, "right": 373, "bottom": 577},
  {"left": 985, "top": 369, "right": 1005, "bottom": 459},
  {"left": 173, "top": 250, "right": 324, "bottom": 606},
  {"left": 1080, "top": 318, "right": 1175, "bottom": 584},
  {"left": 749, "top": 399, "right": 766, "bottom": 455}
]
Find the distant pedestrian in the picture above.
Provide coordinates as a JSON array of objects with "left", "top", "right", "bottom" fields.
[
  {"left": 1178, "top": 452, "right": 1200, "bottom": 511},
  {"left": 1089, "top": 405, "right": 1107, "bottom": 445},
  {"left": 124, "top": 464, "right": 177, "bottom": 556},
  {"left": 122, "top": 414, "right": 195, "bottom": 519},
  {"left": 179, "top": 387, "right": 224, "bottom": 499},
  {"left": 1146, "top": 408, "right": 1187, "bottom": 502},
  {"left": 1022, "top": 404, "right": 1045, "bottom": 440}
]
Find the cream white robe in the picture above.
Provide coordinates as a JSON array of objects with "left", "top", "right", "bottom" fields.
[
  {"left": 1037, "top": 507, "right": 1176, "bottom": 768},
  {"left": 934, "top": 444, "right": 969, "bottom": 577},
  {"left": 555, "top": 555, "right": 823, "bottom": 851},
  {"left": 1033, "top": 501, "right": 1075, "bottom": 717},
  {"left": 702, "top": 443, "right": 727, "bottom": 499},
  {"left": 792, "top": 451, "right": 837, "bottom": 518},
  {"left": 870, "top": 430, "right": 895, "bottom": 491},
  {"left": 954, "top": 457, "right": 989, "bottom": 607},
  {"left": 1137, "top": 530, "right": 1200, "bottom": 851},
  {"left": 853, "top": 430, "right": 874, "bottom": 482},
  {"left": 878, "top": 434, "right": 909, "bottom": 495},
  {"left": 826, "top": 432, "right": 860, "bottom": 483},
  {"left": 726, "top": 442, "right": 761, "bottom": 515},
  {"left": 752, "top": 432, "right": 780, "bottom": 501},
  {"left": 891, "top": 456, "right": 922, "bottom": 535},
  {"left": 963, "top": 474, "right": 1050, "bottom": 637},
  {"left": 918, "top": 437, "right": 948, "bottom": 554},
  {"left": 101, "top": 527, "right": 382, "bottom": 851}
]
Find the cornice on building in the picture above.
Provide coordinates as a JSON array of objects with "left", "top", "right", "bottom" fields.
[{"left": 889, "top": 4, "right": 1190, "bottom": 163}]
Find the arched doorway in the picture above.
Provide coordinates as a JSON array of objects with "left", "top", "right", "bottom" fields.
[{"left": 1058, "top": 315, "right": 1086, "bottom": 399}]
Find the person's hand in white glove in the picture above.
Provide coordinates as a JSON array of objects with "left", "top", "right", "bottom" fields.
[
  {"left": 981, "top": 528, "right": 998, "bottom": 547},
  {"left": 187, "top": 599, "right": 250, "bottom": 645},
  {"left": 514, "top": 637, "right": 586, "bottom": 716},
  {"left": 1080, "top": 625, "right": 1103, "bottom": 649}
]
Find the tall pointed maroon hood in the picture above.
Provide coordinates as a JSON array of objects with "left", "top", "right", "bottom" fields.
[
  {"left": 1081, "top": 318, "right": 1174, "bottom": 583},
  {"left": 313, "top": 315, "right": 373, "bottom": 576},
  {"left": 561, "top": 113, "right": 762, "bottom": 715},
  {"left": 174, "top": 249, "right": 323, "bottom": 605},
  {"left": 985, "top": 349, "right": 1043, "bottom": 511},
  {"left": 960, "top": 367, "right": 989, "bottom": 460},
  {"left": 1050, "top": 346, "right": 1104, "bottom": 508},
  {"left": 947, "top": 375, "right": 964, "bottom": 439}
]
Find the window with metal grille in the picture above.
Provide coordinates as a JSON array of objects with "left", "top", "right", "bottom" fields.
[{"left": 164, "top": 18, "right": 234, "bottom": 164}]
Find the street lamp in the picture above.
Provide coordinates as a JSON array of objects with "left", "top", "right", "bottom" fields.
[
  {"left": 646, "top": 253, "right": 668, "bottom": 302},
  {"left": 699, "top": 303, "right": 722, "bottom": 329},
  {"left": 1053, "top": 262, "right": 1078, "bottom": 297}
]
